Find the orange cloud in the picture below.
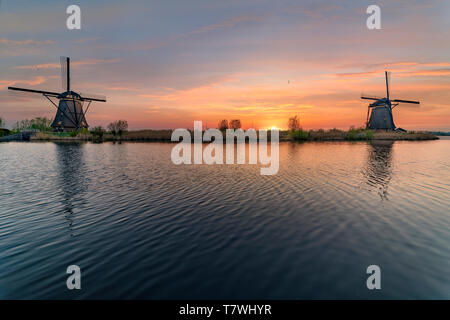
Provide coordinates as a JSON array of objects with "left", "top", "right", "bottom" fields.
[{"left": 0, "top": 76, "right": 47, "bottom": 90}]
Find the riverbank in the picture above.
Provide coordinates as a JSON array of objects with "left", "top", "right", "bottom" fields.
[
  {"left": 287, "top": 129, "right": 439, "bottom": 141},
  {"left": 1, "top": 128, "right": 439, "bottom": 142}
]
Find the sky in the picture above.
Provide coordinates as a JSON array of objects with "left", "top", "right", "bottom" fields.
[{"left": 0, "top": 0, "right": 449, "bottom": 130}]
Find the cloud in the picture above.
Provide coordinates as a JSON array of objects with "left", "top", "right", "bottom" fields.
[
  {"left": 190, "top": 15, "right": 265, "bottom": 35},
  {"left": 0, "top": 37, "right": 55, "bottom": 46},
  {"left": 405, "top": 69, "right": 450, "bottom": 77},
  {"left": 331, "top": 61, "right": 450, "bottom": 78},
  {"left": 14, "top": 58, "right": 121, "bottom": 70},
  {"left": 0, "top": 76, "right": 47, "bottom": 90},
  {"left": 74, "top": 37, "right": 100, "bottom": 44}
]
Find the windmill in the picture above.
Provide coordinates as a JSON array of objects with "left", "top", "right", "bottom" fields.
[
  {"left": 361, "top": 71, "right": 419, "bottom": 131},
  {"left": 8, "top": 57, "right": 106, "bottom": 132}
]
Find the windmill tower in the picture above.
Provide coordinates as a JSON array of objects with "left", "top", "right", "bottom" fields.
[
  {"left": 8, "top": 57, "right": 106, "bottom": 132},
  {"left": 361, "top": 71, "right": 419, "bottom": 131}
]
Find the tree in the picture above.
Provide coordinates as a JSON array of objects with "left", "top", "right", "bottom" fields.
[
  {"left": 0, "top": 117, "right": 4, "bottom": 128},
  {"left": 12, "top": 117, "right": 52, "bottom": 132},
  {"left": 218, "top": 119, "right": 228, "bottom": 131},
  {"left": 30, "top": 117, "right": 52, "bottom": 131},
  {"left": 108, "top": 120, "right": 128, "bottom": 137},
  {"left": 288, "top": 115, "right": 300, "bottom": 131},
  {"left": 90, "top": 126, "right": 105, "bottom": 141},
  {"left": 229, "top": 119, "right": 241, "bottom": 129}
]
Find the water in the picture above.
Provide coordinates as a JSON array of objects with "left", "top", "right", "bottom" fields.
[{"left": 0, "top": 140, "right": 449, "bottom": 299}]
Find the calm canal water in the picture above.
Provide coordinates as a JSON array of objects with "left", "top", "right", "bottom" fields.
[{"left": 0, "top": 140, "right": 449, "bottom": 299}]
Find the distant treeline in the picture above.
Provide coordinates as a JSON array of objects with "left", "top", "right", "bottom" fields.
[
  {"left": 430, "top": 131, "right": 450, "bottom": 136},
  {"left": 1, "top": 115, "right": 442, "bottom": 142}
]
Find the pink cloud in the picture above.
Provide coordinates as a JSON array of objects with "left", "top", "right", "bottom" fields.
[
  {"left": 0, "top": 76, "right": 47, "bottom": 90},
  {"left": 14, "top": 58, "right": 121, "bottom": 70},
  {"left": 0, "top": 37, "right": 55, "bottom": 46}
]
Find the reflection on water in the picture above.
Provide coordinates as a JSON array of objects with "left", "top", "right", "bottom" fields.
[
  {"left": 365, "top": 141, "right": 394, "bottom": 200},
  {"left": 0, "top": 140, "right": 449, "bottom": 299},
  {"left": 55, "top": 143, "right": 87, "bottom": 236}
]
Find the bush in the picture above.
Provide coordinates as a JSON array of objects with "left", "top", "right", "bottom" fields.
[
  {"left": 365, "top": 130, "right": 374, "bottom": 140},
  {"left": 79, "top": 128, "right": 89, "bottom": 135},
  {"left": 346, "top": 127, "right": 372, "bottom": 140},
  {"left": 69, "top": 130, "right": 78, "bottom": 137},
  {"left": 0, "top": 128, "right": 11, "bottom": 137},
  {"left": 290, "top": 129, "right": 309, "bottom": 140},
  {"left": 90, "top": 126, "right": 105, "bottom": 140},
  {"left": 13, "top": 117, "right": 52, "bottom": 132}
]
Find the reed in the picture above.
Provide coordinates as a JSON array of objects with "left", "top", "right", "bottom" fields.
[{"left": 27, "top": 128, "right": 438, "bottom": 142}]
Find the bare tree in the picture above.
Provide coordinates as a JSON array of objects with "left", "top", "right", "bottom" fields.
[
  {"left": 229, "top": 119, "right": 242, "bottom": 129},
  {"left": 108, "top": 120, "right": 128, "bottom": 137},
  {"left": 288, "top": 115, "right": 300, "bottom": 131},
  {"left": 218, "top": 119, "right": 229, "bottom": 131}
]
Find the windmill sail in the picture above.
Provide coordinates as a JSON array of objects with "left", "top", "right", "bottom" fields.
[
  {"left": 385, "top": 71, "right": 391, "bottom": 100},
  {"left": 60, "top": 56, "right": 69, "bottom": 92},
  {"left": 8, "top": 56, "right": 106, "bottom": 132},
  {"left": 362, "top": 71, "right": 420, "bottom": 131},
  {"left": 79, "top": 92, "right": 107, "bottom": 102}
]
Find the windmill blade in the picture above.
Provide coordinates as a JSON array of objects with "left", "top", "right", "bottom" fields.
[
  {"left": 8, "top": 86, "right": 60, "bottom": 97},
  {"left": 392, "top": 99, "right": 420, "bottom": 104},
  {"left": 385, "top": 71, "right": 391, "bottom": 101},
  {"left": 361, "top": 92, "right": 382, "bottom": 100},
  {"left": 7, "top": 86, "right": 60, "bottom": 104},
  {"left": 361, "top": 95, "right": 381, "bottom": 101},
  {"left": 79, "top": 92, "right": 107, "bottom": 102},
  {"left": 60, "top": 56, "right": 69, "bottom": 92}
]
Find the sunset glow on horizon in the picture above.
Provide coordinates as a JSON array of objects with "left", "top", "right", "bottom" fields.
[{"left": 1, "top": 0, "right": 449, "bottom": 131}]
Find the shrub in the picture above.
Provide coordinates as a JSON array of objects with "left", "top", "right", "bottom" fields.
[
  {"left": 346, "top": 127, "right": 371, "bottom": 140},
  {"left": 290, "top": 129, "right": 309, "bottom": 140},
  {"left": 79, "top": 128, "right": 89, "bottom": 135},
  {"left": 69, "top": 130, "right": 78, "bottom": 137},
  {"left": 13, "top": 117, "right": 52, "bottom": 132},
  {"left": 0, "top": 128, "right": 11, "bottom": 137},
  {"left": 365, "top": 130, "right": 374, "bottom": 140},
  {"left": 90, "top": 126, "right": 105, "bottom": 140}
]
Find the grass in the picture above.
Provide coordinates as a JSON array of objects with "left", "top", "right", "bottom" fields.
[
  {"left": 22, "top": 128, "right": 439, "bottom": 142},
  {"left": 289, "top": 129, "right": 309, "bottom": 141},
  {"left": 283, "top": 128, "right": 437, "bottom": 141}
]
